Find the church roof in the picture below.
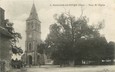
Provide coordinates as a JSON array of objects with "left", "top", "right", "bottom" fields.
[{"left": 27, "top": 3, "right": 39, "bottom": 21}]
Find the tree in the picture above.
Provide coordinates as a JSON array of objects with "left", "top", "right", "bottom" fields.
[
  {"left": 105, "top": 41, "right": 115, "bottom": 64},
  {"left": 5, "top": 19, "right": 23, "bottom": 55},
  {"left": 45, "top": 13, "right": 105, "bottom": 65},
  {"left": 37, "top": 43, "right": 46, "bottom": 54},
  {"left": 75, "top": 36, "right": 108, "bottom": 65}
]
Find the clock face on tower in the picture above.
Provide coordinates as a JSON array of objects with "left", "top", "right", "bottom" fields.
[{"left": 28, "top": 34, "right": 32, "bottom": 38}]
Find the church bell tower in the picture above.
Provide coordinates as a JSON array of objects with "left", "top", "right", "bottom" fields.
[{"left": 25, "top": 3, "right": 42, "bottom": 65}]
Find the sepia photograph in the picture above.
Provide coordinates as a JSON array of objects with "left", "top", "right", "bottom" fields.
[{"left": 0, "top": 0, "right": 115, "bottom": 72}]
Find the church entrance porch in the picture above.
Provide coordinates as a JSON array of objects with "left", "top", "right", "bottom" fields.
[{"left": 28, "top": 55, "right": 32, "bottom": 66}]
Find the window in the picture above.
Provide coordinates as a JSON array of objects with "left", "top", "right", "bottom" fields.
[
  {"left": 28, "top": 43, "right": 32, "bottom": 51},
  {"left": 32, "top": 24, "right": 33, "bottom": 29},
  {"left": 28, "top": 23, "right": 31, "bottom": 29}
]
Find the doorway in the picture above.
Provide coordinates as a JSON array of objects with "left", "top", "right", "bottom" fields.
[{"left": 28, "top": 55, "right": 32, "bottom": 65}]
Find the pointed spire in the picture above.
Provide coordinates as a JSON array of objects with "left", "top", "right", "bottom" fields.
[
  {"left": 33, "top": 0, "right": 34, "bottom": 4},
  {"left": 27, "top": 3, "right": 39, "bottom": 21}
]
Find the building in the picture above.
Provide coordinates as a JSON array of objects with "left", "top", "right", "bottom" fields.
[
  {"left": 25, "top": 3, "right": 45, "bottom": 66},
  {"left": 0, "top": 7, "right": 5, "bottom": 27},
  {"left": 0, "top": 7, "right": 13, "bottom": 72}
]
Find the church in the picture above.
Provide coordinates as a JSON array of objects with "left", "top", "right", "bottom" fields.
[{"left": 24, "top": 3, "right": 46, "bottom": 66}]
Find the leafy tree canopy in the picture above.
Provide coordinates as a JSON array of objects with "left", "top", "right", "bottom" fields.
[
  {"left": 5, "top": 19, "right": 23, "bottom": 55},
  {"left": 45, "top": 13, "right": 114, "bottom": 65}
]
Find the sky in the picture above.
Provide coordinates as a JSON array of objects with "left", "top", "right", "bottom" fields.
[{"left": 0, "top": 0, "right": 115, "bottom": 55}]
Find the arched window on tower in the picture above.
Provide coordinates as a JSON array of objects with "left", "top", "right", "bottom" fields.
[
  {"left": 32, "top": 24, "right": 33, "bottom": 28},
  {"left": 28, "top": 43, "right": 32, "bottom": 51}
]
